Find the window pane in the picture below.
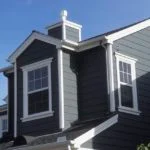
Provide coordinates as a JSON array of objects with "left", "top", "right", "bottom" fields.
[
  {"left": 28, "top": 90, "right": 49, "bottom": 115},
  {"left": 119, "top": 62, "right": 123, "bottom": 71},
  {"left": 42, "top": 77, "right": 48, "bottom": 88},
  {"left": 28, "top": 81, "right": 34, "bottom": 91},
  {"left": 128, "top": 74, "right": 132, "bottom": 84},
  {"left": 28, "top": 71, "right": 34, "bottom": 81},
  {"left": 41, "top": 67, "right": 48, "bottom": 77},
  {"left": 128, "top": 64, "right": 131, "bottom": 74},
  {"left": 121, "top": 85, "right": 133, "bottom": 108},
  {"left": 35, "top": 79, "right": 41, "bottom": 90},
  {"left": 35, "top": 68, "right": 41, "bottom": 79},
  {"left": 124, "top": 73, "right": 128, "bottom": 83},
  {"left": 120, "top": 72, "right": 123, "bottom": 82},
  {"left": 124, "top": 62, "right": 127, "bottom": 72}
]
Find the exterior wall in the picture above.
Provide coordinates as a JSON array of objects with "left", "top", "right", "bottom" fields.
[
  {"left": 63, "top": 50, "right": 78, "bottom": 128},
  {"left": 66, "top": 26, "right": 79, "bottom": 42},
  {"left": 77, "top": 46, "right": 109, "bottom": 121},
  {"left": 82, "top": 27, "right": 150, "bottom": 150},
  {"left": 48, "top": 26, "right": 62, "bottom": 40},
  {"left": 113, "top": 27, "right": 150, "bottom": 117},
  {"left": 82, "top": 112, "right": 150, "bottom": 150},
  {"left": 16, "top": 40, "right": 60, "bottom": 136},
  {"left": 7, "top": 73, "right": 14, "bottom": 137}
]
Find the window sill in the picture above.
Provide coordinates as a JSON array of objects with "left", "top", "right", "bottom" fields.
[
  {"left": 21, "top": 111, "right": 54, "bottom": 122},
  {"left": 118, "top": 107, "right": 141, "bottom": 115}
]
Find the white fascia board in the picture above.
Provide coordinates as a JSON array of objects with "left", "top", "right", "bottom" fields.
[
  {"left": 0, "top": 65, "right": 14, "bottom": 73},
  {"left": 106, "top": 19, "right": 150, "bottom": 42},
  {"left": 8, "top": 32, "right": 61, "bottom": 63},
  {"left": 72, "top": 114, "right": 118, "bottom": 147}
]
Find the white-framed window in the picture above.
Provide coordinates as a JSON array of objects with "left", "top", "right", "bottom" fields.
[
  {"left": 115, "top": 52, "right": 140, "bottom": 115},
  {"left": 21, "top": 58, "right": 53, "bottom": 122}
]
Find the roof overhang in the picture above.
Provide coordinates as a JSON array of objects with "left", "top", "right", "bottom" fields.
[
  {"left": 8, "top": 31, "right": 61, "bottom": 63},
  {"left": 79, "top": 18, "right": 150, "bottom": 51}
]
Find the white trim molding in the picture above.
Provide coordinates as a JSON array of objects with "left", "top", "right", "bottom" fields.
[
  {"left": 57, "top": 47, "right": 65, "bottom": 129},
  {"left": 102, "top": 40, "right": 115, "bottom": 112},
  {"left": 106, "top": 19, "right": 150, "bottom": 42},
  {"left": 115, "top": 52, "right": 140, "bottom": 115},
  {"left": 72, "top": 114, "right": 118, "bottom": 148},
  {"left": 14, "top": 62, "right": 17, "bottom": 137},
  {"left": 21, "top": 58, "right": 53, "bottom": 122}
]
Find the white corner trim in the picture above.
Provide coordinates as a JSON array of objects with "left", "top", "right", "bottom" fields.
[
  {"left": 106, "top": 19, "right": 150, "bottom": 41},
  {"left": 8, "top": 32, "right": 61, "bottom": 63},
  {"left": 57, "top": 48, "right": 65, "bottom": 129},
  {"left": 21, "top": 111, "right": 54, "bottom": 122},
  {"left": 14, "top": 62, "right": 17, "bottom": 137},
  {"left": 73, "top": 114, "right": 118, "bottom": 147}
]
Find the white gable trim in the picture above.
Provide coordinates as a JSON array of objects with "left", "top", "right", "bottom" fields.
[
  {"left": 8, "top": 32, "right": 61, "bottom": 63},
  {"left": 72, "top": 114, "right": 118, "bottom": 148},
  {"left": 106, "top": 19, "right": 150, "bottom": 42}
]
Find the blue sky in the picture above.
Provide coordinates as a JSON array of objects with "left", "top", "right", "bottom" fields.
[{"left": 0, "top": 0, "right": 150, "bottom": 104}]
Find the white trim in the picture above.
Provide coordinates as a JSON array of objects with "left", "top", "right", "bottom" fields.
[
  {"left": 72, "top": 114, "right": 118, "bottom": 147},
  {"left": 8, "top": 32, "right": 61, "bottom": 63},
  {"left": 21, "top": 111, "right": 54, "bottom": 122},
  {"left": 14, "top": 62, "right": 17, "bottom": 137},
  {"left": 106, "top": 19, "right": 150, "bottom": 41},
  {"left": 57, "top": 47, "right": 65, "bottom": 129},
  {"left": 22, "top": 58, "right": 53, "bottom": 122},
  {"left": 46, "top": 22, "right": 62, "bottom": 30},
  {"left": 115, "top": 52, "right": 139, "bottom": 115},
  {"left": 63, "top": 39, "right": 79, "bottom": 46},
  {"left": 104, "top": 42, "right": 115, "bottom": 112}
]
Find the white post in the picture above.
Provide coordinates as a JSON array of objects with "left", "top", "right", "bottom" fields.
[
  {"left": 105, "top": 40, "right": 115, "bottom": 112},
  {"left": 57, "top": 47, "right": 65, "bottom": 129},
  {"left": 14, "top": 62, "right": 17, "bottom": 137}
]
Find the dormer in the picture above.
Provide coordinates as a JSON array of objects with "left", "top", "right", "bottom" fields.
[{"left": 46, "top": 10, "right": 82, "bottom": 45}]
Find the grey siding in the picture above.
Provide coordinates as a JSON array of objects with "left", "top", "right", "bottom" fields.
[
  {"left": 78, "top": 47, "right": 109, "bottom": 121},
  {"left": 7, "top": 73, "right": 14, "bottom": 137},
  {"left": 82, "top": 28, "right": 150, "bottom": 150},
  {"left": 63, "top": 50, "right": 78, "bottom": 128},
  {"left": 66, "top": 25, "right": 79, "bottom": 42},
  {"left": 48, "top": 26, "right": 62, "bottom": 40},
  {"left": 113, "top": 27, "right": 150, "bottom": 116},
  {"left": 82, "top": 113, "right": 150, "bottom": 150},
  {"left": 16, "top": 40, "right": 60, "bottom": 136}
]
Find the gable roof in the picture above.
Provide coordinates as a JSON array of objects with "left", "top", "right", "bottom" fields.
[
  {"left": 8, "top": 31, "right": 61, "bottom": 63},
  {"left": 79, "top": 18, "right": 150, "bottom": 50}
]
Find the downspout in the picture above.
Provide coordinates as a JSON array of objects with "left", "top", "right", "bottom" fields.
[{"left": 101, "top": 38, "right": 115, "bottom": 112}]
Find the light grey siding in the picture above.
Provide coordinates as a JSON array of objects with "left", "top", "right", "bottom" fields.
[
  {"left": 66, "top": 25, "right": 79, "bottom": 42},
  {"left": 63, "top": 50, "right": 78, "bottom": 128},
  {"left": 113, "top": 27, "right": 150, "bottom": 116}
]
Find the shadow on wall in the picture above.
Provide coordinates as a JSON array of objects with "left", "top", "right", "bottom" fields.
[{"left": 84, "top": 72, "right": 150, "bottom": 150}]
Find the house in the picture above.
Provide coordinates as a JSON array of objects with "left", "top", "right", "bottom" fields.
[
  {"left": 0, "top": 10, "right": 150, "bottom": 150},
  {"left": 0, "top": 97, "right": 8, "bottom": 139}
]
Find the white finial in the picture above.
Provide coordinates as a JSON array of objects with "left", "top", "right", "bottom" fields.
[{"left": 61, "top": 10, "right": 68, "bottom": 21}]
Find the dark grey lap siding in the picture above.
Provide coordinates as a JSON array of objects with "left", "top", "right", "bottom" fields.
[
  {"left": 78, "top": 47, "right": 108, "bottom": 121},
  {"left": 82, "top": 113, "right": 150, "bottom": 150},
  {"left": 16, "top": 40, "right": 60, "bottom": 136}
]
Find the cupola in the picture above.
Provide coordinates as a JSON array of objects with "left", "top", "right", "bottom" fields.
[{"left": 46, "top": 10, "right": 82, "bottom": 44}]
